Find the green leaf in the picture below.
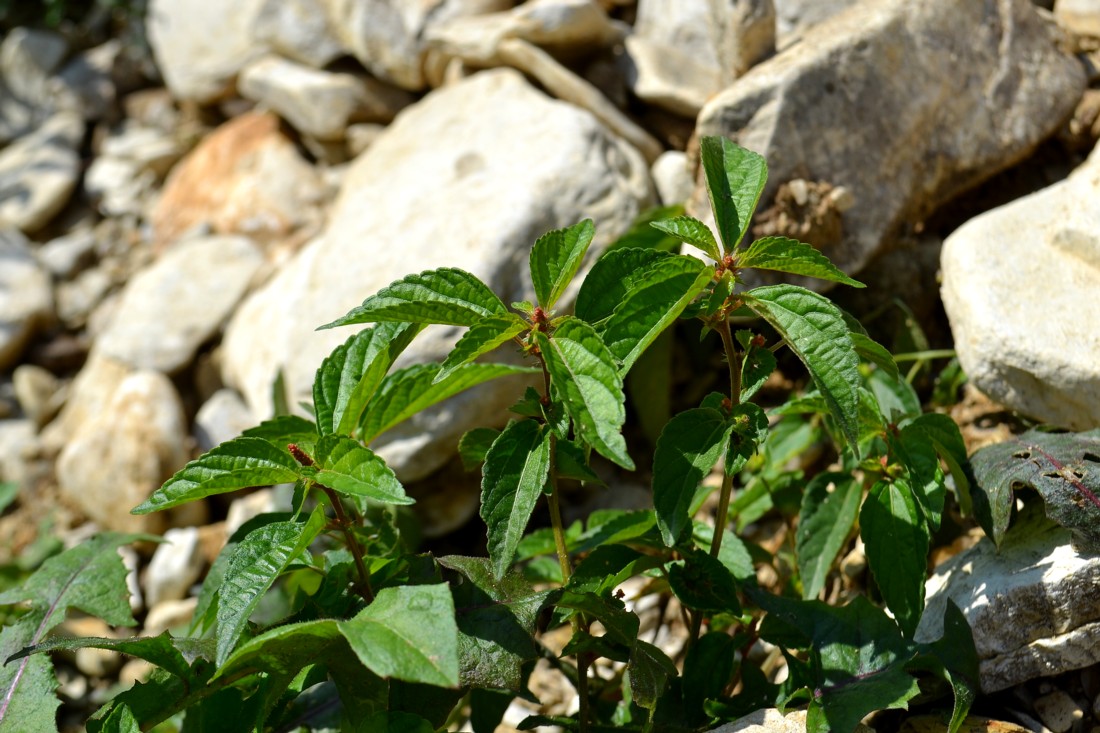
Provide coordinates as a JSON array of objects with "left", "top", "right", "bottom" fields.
[
  {"left": 567, "top": 545, "right": 662, "bottom": 596},
  {"left": 359, "top": 712, "right": 436, "bottom": 733},
  {"left": 738, "top": 236, "right": 864, "bottom": 288},
  {"left": 458, "top": 428, "right": 500, "bottom": 471},
  {"left": 692, "top": 523, "right": 755, "bottom": 582},
  {"left": 574, "top": 248, "right": 670, "bottom": 325},
  {"left": 533, "top": 318, "right": 633, "bottom": 469},
  {"left": 604, "top": 204, "right": 686, "bottom": 254},
  {"left": 970, "top": 428, "right": 1100, "bottom": 550},
  {"left": 554, "top": 591, "right": 640, "bottom": 647},
  {"left": 0, "top": 482, "right": 16, "bottom": 514},
  {"left": 216, "top": 508, "right": 326, "bottom": 665},
  {"left": 314, "top": 322, "right": 423, "bottom": 436},
  {"left": 240, "top": 415, "right": 320, "bottom": 451},
  {"left": 359, "top": 362, "right": 538, "bottom": 443},
  {"left": 11, "top": 633, "right": 206, "bottom": 682},
  {"left": 437, "top": 316, "right": 527, "bottom": 385},
  {"left": 744, "top": 284, "right": 861, "bottom": 453},
  {"left": 321, "top": 268, "right": 508, "bottom": 329},
  {"left": 133, "top": 437, "right": 302, "bottom": 514},
  {"left": 480, "top": 420, "right": 552, "bottom": 579},
  {"left": 912, "top": 601, "right": 979, "bottom": 733},
  {"left": 903, "top": 413, "right": 973, "bottom": 517},
  {"left": 215, "top": 619, "right": 343, "bottom": 680},
  {"left": 726, "top": 403, "right": 769, "bottom": 475},
  {"left": 796, "top": 472, "right": 861, "bottom": 600},
  {"left": 682, "top": 632, "right": 735, "bottom": 722},
  {"left": 811, "top": 663, "right": 921, "bottom": 732},
  {"left": 598, "top": 255, "right": 715, "bottom": 375},
  {"left": 867, "top": 367, "right": 921, "bottom": 423},
  {"left": 97, "top": 702, "right": 140, "bottom": 733},
  {"left": 851, "top": 332, "right": 899, "bottom": 380},
  {"left": 649, "top": 215, "right": 721, "bottom": 262},
  {"left": 339, "top": 584, "right": 460, "bottom": 688},
  {"left": 628, "top": 640, "right": 678, "bottom": 710},
  {"left": 313, "top": 434, "right": 411, "bottom": 505},
  {"left": 736, "top": 330, "right": 777, "bottom": 401},
  {"left": 0, "top": 533, "right": 145, "bottom": 731},
  {"left": 438, "top": 556, "right": 552, "bottom": 691},
  {"left": 530, "top": 219, "right": 596, "bottom": 310},
  {"left": 667, "top": 549, "right": 740, "bottom": 614},
  {"left": 699, "top": 136, "right": 767, "bottom": 252},
  {"left": 892, "top": 427, "right": 946, "bottom": 532},
  {"left": 860, "top": 480, "right": 929, "bottom": 637},
  {"left": 554, "top": 438, "right": 602, "bottom": 484},
  {"left": 653, "top": 408, "right": 732, "bottom": 546}
]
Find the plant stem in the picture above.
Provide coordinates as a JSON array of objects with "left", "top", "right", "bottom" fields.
[{"left": 317, "top": 483, "right": 374, "bottom": 604}]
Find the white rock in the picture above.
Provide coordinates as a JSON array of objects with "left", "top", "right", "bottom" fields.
[
  {"left": 85, "top": 156, "right": 155, "bottom": 218},
  {"left": 239, "top": 55, "right": 413, "bottom": 140},
  {"left": 194, "top": 388, "right": 255, "bottom": 453},
  {"left": 146, "top": 0, "right": 267, "bottom": 102},
  {"left": 37, "top": 228, "right": 97, "bottom": 278},
  {"left": 41, "top": 352, "right": 133, "bottom": 456},
  {"left": 0, "top": 419, "right": 36, "bottom": 487},
  {"left": 118, "top": 545, "right": 144, "bottom": 613},
  {"left": 0, "top": 113, "right": 83, "bottom": 232},
  {"left": 711, "top": 709, "right": 872, "bottom": 732},
  {"left": 0, "top": 27, "right": 67, "bottom": 101},
  {"left": 55, "top": 371, "right": 189, "bottom": 532},
  {"left": 144, "top": 527, "right": 204, "bottom": 608},
  {"left": 12, "top": 364, "right": 59, "bottom": 424},
  {"left": 651, "top": 151, "right": 695, "bottom": 206},
  {"left": 253, "top": 0, "right": 345, "bottom": 68},
  {"left": 917, "top": 520, "right": 1100, "bottom": 692},
  {"left": 225, "top": 488, "right": 283, "bottom": 538},
  {"left": 0, "top": 229, "right": 53, "bottom": 369},
  {"left": 1055, "top": 0, "right": 1100, "bottom": 37},
  {"left": 144, "top": 597, "right": 197, "bottom": 637},
  {"left": 1034, "top": 690, "right": 1084, "bottom": 733},
  {"left": 773, "top": 0, "right": 861, "bottom": 49},
  {"left": 56, "top": 40, "right": 118, "bottom": 121},
  {"left": 941, "top": 143, "right": 1100, "bottom": 429},
  {"left": 56, "top": 267, "right": 113, "bottom": 330},
  {"left": 101, "top": 123, "right": 185, "bottom": 177},
  {"left": 95, "top": 235, "right": 263, "bottom": 374},
  {"left": 696, "top": 0, "right": 1085, "bottom": 281},
  {"left": 622, "top": 34, "right": 724, "bottom": 117},
  {"left": 222, "top": 68, "right": 653, "bottom": 480}
]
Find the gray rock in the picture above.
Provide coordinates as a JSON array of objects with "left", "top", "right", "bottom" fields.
[
  {"left": 56, "top": 40, "right": 119, "bottom": 121},
  {"left": 221, "top": 68, "right": 653, "bottom": 481},
  {"left": 56, "top": 371, "right": 189, "bottom": 533},
  {"left": 0, "top": 113, "right": 83, "bottom": 232},
  {"left": 100, "top": 123, "right": 185, "bottom": 178},
  {"left": 941, "top": 143, "right": 1100, "bottom": 430},
  {"left": 239, "top": 55, "right": 413, "bottom": 140},
  {"left": 96, "top": 235, "right": 263, "bottom": 374},
  {"left": 773, "top": 0, "right": 861, "bottom": 49},
  {"left": 0, "top": 28, "right": 68, "bottom": 144},
  {"left": 696, "top": 0, "right": 1085, "bottom": 280},
  {"left": 917, "top": 519, "right": 1100, "bottom": 692},
  {"left": 622, "top": 35, "right": 724, "bottom": 117},
  {"left": 194, "top": 388, "right": 255, "bottom": 453},
  {"left": 37, "top": 228, "right": 97, "bottom": 278},
  {"left": 0, "top": 229, "right": 53, "bottom": 369},
  {"left": 253, "top": 0, "right": 345, "bottom": 68},
  {"left": 144, "top": 527, "right": 203, "bottom": 608}
]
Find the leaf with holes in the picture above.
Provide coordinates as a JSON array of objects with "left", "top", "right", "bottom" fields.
[
  {"left": 970, "top": 428, "right": 1100, "bottom": 550},
  {"left": 529, "top": 219, "right": 595, "bottom": 310},
  {"left": 320, "top": 268, "right": 508, "bottom": 329}
]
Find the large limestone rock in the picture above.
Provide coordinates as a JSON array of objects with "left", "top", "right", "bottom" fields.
[
  {"left": 253, "top": 0, "right": 345, "bottom": 68},
  {"left": 917, "top": 518, "right": 1100, "bottom": 692},
  {"left": 0, "top": 28, "right": 69, "bottom": 144},
  {"left": 0, "top": 113, "right": 83, "bottom": 232},
  {"left": 773, "top": 0, "right": 861, "bottom": 49},
  {"left": 941, "top": 143, "right": 1100, "bottom": 430},
  {"left": 95, "top": 235, "right": 263, "bottom": 374},
  {"left": 149, "top": 112, "right": 325, "bottom": 247},
  {"left": 696, "top": 0, "right": 1085, "bottom": 279},
  {"left": 0, "top": 229, "right": 53, "bottom": 370},
  {"left": 221, "top": 68, "right": 653, "bottom": 480}
]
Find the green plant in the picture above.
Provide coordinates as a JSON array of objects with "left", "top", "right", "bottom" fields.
[{"left": 1, "top": 137, "right": 979, "bottom": 733}]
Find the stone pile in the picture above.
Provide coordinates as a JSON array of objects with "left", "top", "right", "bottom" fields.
[{"left": 0, "top": 0, "right": 1098, "bottom": 722}]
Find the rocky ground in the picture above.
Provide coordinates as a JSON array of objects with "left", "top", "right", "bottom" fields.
[{"left": 2, "top": 0, "right": 1100, "bottom": 731}]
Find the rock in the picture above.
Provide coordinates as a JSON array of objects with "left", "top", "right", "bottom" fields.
[
  {"left": 146, "top": 0, "right": 267, "bottom": 102},
  {"left": 37, "top": 228, "right": 97, "bottom": 278},
  {"left": 95, "top": 235, "right": 262, "bottom": 374},
  {"left": 346, "top": 122, "right": 387, "bottom": 157},
  {"left": 87, "top": 123, "right": 185, "bottom": 217},
  {"left": 1033, "top": 690, "right": 1084, "bottom": 733},
  {"left": 651, "top": 150, "right": 695, "bottom": 205},
  {"left": 917, "top": 519, "right": 1100, "bottom": 693},
  {"left": 0, "top": 229, "right": 53, "bottom": 369},
  {"left": 0, "top": 419, "right": 36, "bottom": 488},
  {"left": 58, "top": 617, "right": 122, "bottom": 678},
  {"left": 144, "top": 527, "right": 204, "bottom": 608},
  {"left": 149, "top": 112, "right": 325, "bottom": 247},
  {"left": 622, "top": 34, "right": 725, "bottom": 117},
  {"left": 238, "top": 55, "right": 413, "bottom": 140},
  {"left": 118, "top": 545, "right": 143, "bottom": 613},
  {"left": 225, "top": 488, "right": 284, "bottom": 537},
  {"left": 101, "top": 122, "right": 186, "bottom": 177},
  {"left": 253, "top": 0, "right": 344, "bottom": 68},
  {"left": 12, "top": 364, "right": 60, "bottom": 424},
  {"left": 222, "top": 69, "right": 653, "bottom": 481},
  {"left": 0, "top": 28, "right": 69, "bottom": 144},
  {"left": 773, "top": 0, "right": 861, "bottom": 49},
  {"left": 56, "top": 40, "right": 119, "bottom": 121},
  {"left": 696, "top": 0, "right": 1085, "bottom": 280},
  {"left": 144, "top": 597, "right": 197, "bottom": 637},
  {"left": 194, "top": 388, "right": 255, "bottom": 453},
  {"left": 328, "top": 0, "right": 511, "bottom": 90},
  {"left": 1055, "top": 0, "right": 1100, "bottom": 37},
  {"left": 56, "top": 267, "right": 113, "bottom": 332},
  {"left": 0, "top": 113, "right": 83, "bottom": 232},
  {"left": 941, "top": 143, "right": 1100, "bottom": 430},
  {"left": 710, "top": 708, "right": 872, "bottom": 732},
  {"left": 55, "top": 371, "right": 189, "bottom": 532}
]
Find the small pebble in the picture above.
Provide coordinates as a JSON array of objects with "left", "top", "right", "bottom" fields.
[{"left": 1033, "top": 689, "right": 1083, "bottom": 733}]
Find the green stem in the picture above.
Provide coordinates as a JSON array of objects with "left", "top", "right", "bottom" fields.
[{"left": 317, "top": 482, "right": 374, "bottom": 604}]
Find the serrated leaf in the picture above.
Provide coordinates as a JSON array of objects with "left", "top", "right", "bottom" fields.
[
  {"left": 241, "top": 415, "right": 320, "bottom": 451},
  {"left": 867, "top": 367, "right": 921, "bottom": 423},
  {"left": 811, "top": 663, "right": 921, "bottom": 732},
  {"left": 628, "top": 640, "right": 678, "bottom": 710},
  {"left": 320, "top": 268, "right": 508, "bottom": 329},
  {"left": 650, "top": 215, "right": 721, "bottom": 262},
  {"left": 554, "top": 591, "right": 640, "bottom": 647},
  {"left": 653, "top": 408, "right": 732, "bottom": 546},
  {"left": 314, "top": 322, "right": 423, "bottom": 436},
  {"left": 458, "top": 428, "right": 500, "bottom": 471},
  {"left": 668, "top": 549, "right": 740, "bottom": 614},
  {"left": 860, "top": 480, "right": 929, "bottom": 637},
  {"left": 903, "top": 413, "right": 973, "bottom": 517},
  {"left": 892, "top": 427, "right": 946, "bottom": 532},
  {"left": 313, "top": 434, "right": 411, "bottom": 505},
  {"left": 133, "top": 437, "right": 302, "bottom": 515},
  {"left": 970, "top": 428, "right": 1100, "bottom": 550},
  {"left": 0, "top": 533, "right": 145, "bottom": 731},
  {"left": 438, "top": 556, "right": 552, "bottom": 691},
  {"left": 11, "top": 633, "right": 206, "bottom": 682},
  {"left": 530, "top": 219, "right": 595, "bottom": 310},
  {"left": 567, "top": 545, "right": 662, "bottom": 596},
  {"left": 554, "top": 439, "right": 602, "bottom": 484},
  {"left": 598, "top": 255, "right": 714, "bottom": 375},
  {"left": 97, "top": 701, "right": 140, "bottom": 733},
  {"left": 851, "top": 332, "right": 898, "bottom": 380},
  {"left": 436, "top": 316, "right": 527, "bottom": 383},
  {"left": 726, "top": 403, "right": 769, "bottom": 475},
  {"left": 216, "top": 509, "right": 326, "bottom": 665},
  {"left": 797, "top": 472, "right": 861, "bottom": 600},
  {"left": 699, "top": 136, "right": 767, "bottom": 252},
  {"left": 744, "top": 284, "right": 861, "bottom": 453},
  {"left": 739, "top": 236, "right": 864, "bottom": 288},
  {"left": 215, "top": 619, "right": 343, "bottom": 681},
  {"left": 480, "top": 420, "right": 552, "bottom": 579},
  {"left": 533, "top": 318, "right": 633, "bottom": 469},
  {"left": 360, "top": 362, "right": 538, "bottom": 443},
  {"left": 574, "top": 248, "right": 671, "bottom": 325},
  {"left": 339, "top": 584, "right": 460, "bottom": 688}
]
